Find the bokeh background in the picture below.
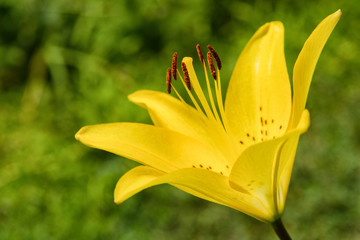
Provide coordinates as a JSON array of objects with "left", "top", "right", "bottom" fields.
[{"left": 0, "top": 0, "right": 359, "bottom": 239}]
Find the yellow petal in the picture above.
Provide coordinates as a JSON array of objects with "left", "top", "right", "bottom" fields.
[
  {"left": 114, "top": 165, "right": 165, "bottom": 204},
  {"left": 129, "top": 90, "right": 240, "bottom": 164},
  {"left": 229, "top": 110, "right": 310, "bottom": 217},
  {"left": 129, "top": 90, "right": 210, "bottom": 144},
  {"left": 290, "top": 10, "right": 341, "bottom": 128},
  {"left": 75, "top": 122, "right": 228, "bottom": 173},
  {"left": 277, "top": 110, "right": 310, "bottom": 213},
  {"left": 114, "top": 167, "right": 273, "bottom": 222},
  {"left": 114, "top": 165, "right": 223, "bottom": 205},
  {"left": 225, "top": 21, "right": 291, "bottom": 145}
]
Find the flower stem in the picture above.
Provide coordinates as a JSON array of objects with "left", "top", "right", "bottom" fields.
[{"left": 271, "top": 218, "right": 292, "bottom": 240}]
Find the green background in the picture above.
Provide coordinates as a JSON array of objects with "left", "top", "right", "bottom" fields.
[{"left": 0, "top": 0, "right": 359, "bottom": 239}]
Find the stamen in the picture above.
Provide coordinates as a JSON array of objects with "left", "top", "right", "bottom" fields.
[
  {"left": 172, "top": 52, "right": 178, "bottom": 80},
  {"left": 181, "top": 62, "right": 191, "bottom": 90},
  {"left": 196, "top": 44, "right": 205, "bottom": 64},
  {"left": 166, "top": 68, "right": 172, "bottom": 94},
  {"left": 207, "top": 45, "right": 222, "bottom": 70},
  {"left": 207, "top": 51, "right": 217, "bottom": 80}
]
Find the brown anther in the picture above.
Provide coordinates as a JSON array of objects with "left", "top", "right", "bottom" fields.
[
  {"left": 207, "top": 51, "right": 217, "bottom": 80},
  {"left": 272, "top": 119, "right": 274, "bottom": 123},
  {"left": 199, "top": 164, "right": 203, "bottom": 168},
  {"left": 196, "top": 44, "right": 205, "bottom": 64},
  {"left": 207, "top": 45, "right": 222, "bottom": 70},
  {"left": 209, "top": 166, "right": 212, "bottom": 170},
  {"left": 192, "top": 165, "right": 196, "bottom": 168},
  {"left": 260, "top": 106, "right": 262, "bottom": 111},
  {"left": 265, "top": 120, "right": 268, "bottom": 125},
  {"left": 280, "top": 125, "right": 283, "bottom": 130},
  {"left": 246, "top": 133, "right": 250, "bottom": 137},
  {"left": 181, "top": 62, "right": 191, "bottom": 90},
  {"left": 265, "top": 130, "right": 268, "bottom": 136},
  {"left": 240, "top": 141, "right": 244, "bottom": 145},
  {"left": 220, "top": 172, "right": 224, "bottom": 175},
  {"left": 226, "top": 165, "right": 229, "bottom": 169},
  {"left": 166, "top": 68, "right": 172, "bottom": 94},
  {"left": 252, "top": 137, "right": 256, "bottom": 141},
  {"left": 172, "top": 52, "right": 178, "bottom": 80}
]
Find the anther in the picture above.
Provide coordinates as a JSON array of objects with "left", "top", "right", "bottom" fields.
[
  {"left": 207, "top": 51, "right": 217, "bottom": 80},
  {"left": 280, "top": 125, "right": 283, "bottom": 130},
  {"left": 207, "top": 45, "right": 222, "bottom": 70},
  {"left": 166, "top": 68, "right": 172, "bottom": 94},
  {"left": 172, "top": 52, "right": 178, "bottom": 80},
  {"left": 181, "top": 62, "right": 191, "bottom": 90},
  {"left": 196, "top": 44, "right": 205, "bottom": 64},
  {"left": 240, "top": 141, "right": 244, "bottom": 145}
]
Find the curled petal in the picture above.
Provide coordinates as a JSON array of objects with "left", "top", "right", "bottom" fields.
[
  {"left": 229, "top": 110, "right": 310, "bottom": 216},
  {"left": 114, "top": 166, "right": 273, "bottom": 222}
]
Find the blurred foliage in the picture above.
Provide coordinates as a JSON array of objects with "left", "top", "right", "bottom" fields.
[{"left": 0, "top": 0, "right": 359, "bottom": 239}]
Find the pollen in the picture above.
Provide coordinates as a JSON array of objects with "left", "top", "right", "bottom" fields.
[
  {"left": 207, "top": 51, "right": 217, "bottom": 80},
  {"left": 172, "top": 52, "right": 178, "bottom": 80},
  {"left": 166, "top": 68, "right": 172, "bottom": 94},
  {"left": 196, "top": 44, "right": 205, "bottom": 64},
  {"left": 181, "top": 62, "right": 191, "bottom": 90},
  {"left": 207, "top": 45, "right": 222, "bottom": 70}
]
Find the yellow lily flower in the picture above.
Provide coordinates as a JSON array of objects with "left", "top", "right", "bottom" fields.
[{"left": 76, "top": 9, "right": 341, "bottom": 228}]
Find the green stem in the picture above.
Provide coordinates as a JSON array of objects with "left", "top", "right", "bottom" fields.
[{"left": 271, "top": 218, "right": 292, "bottom": 240}]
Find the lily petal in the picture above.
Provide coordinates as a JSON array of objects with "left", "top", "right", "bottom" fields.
[
  {"left": 290, "top": 10, "right": 341, "bottom": 128},
  {"left": 113, "top": 165, "right": 223, "bottom": 205},
  {"left": 75, "top": 122, "right": 228, "bottom": 173},
  {"left": 129, "top": 90, "right": 240, "bottom": 164},
  {"left": 114, "top": 166, "right": 272, "bottom": 222},
  {"left": 229, "top": 110, "right": 310, "bottom": 217},
  {"left": 225, "top": 21, "right": 291, "bottom": 144}
]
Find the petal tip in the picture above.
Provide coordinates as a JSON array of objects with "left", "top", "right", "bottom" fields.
[{"left": 75, "top": 127, "right": 85, "bottom": 141}]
